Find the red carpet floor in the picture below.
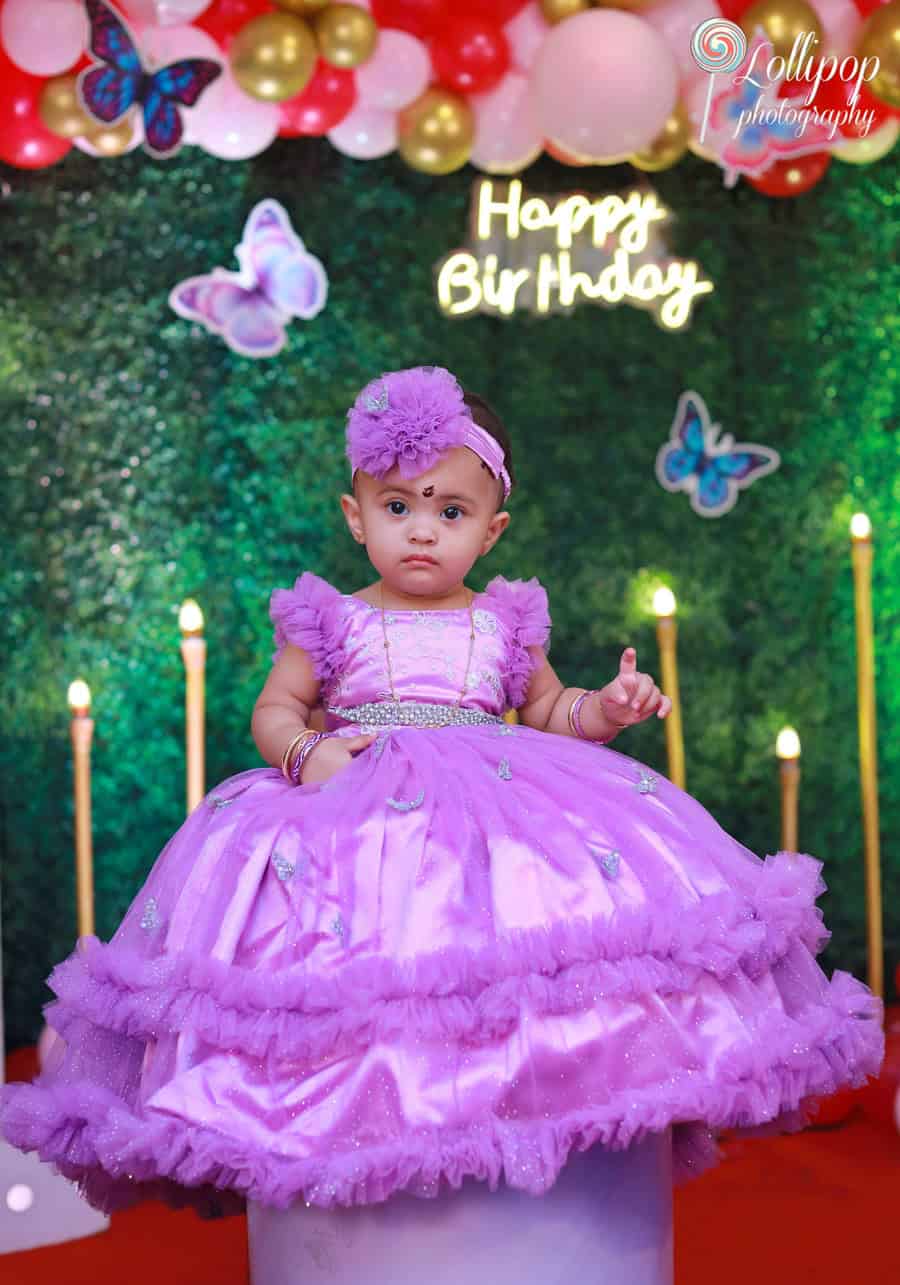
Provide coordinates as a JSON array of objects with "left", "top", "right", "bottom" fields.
[{"left": 4, "top": 1044, "right": 899, "bottom": 1284}]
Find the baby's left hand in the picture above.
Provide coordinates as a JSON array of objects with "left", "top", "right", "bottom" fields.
[{"left": 598, "top": 647, "right": 671, "bottom": 730}]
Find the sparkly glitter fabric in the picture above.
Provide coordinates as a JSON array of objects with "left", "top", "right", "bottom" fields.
[{"left": 0, "top": 572, "right": 883, "bottom": 1217}]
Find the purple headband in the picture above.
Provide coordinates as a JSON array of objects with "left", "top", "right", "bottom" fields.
[{"left": 346, "top": 365, "right": 512, "bottom": 501}]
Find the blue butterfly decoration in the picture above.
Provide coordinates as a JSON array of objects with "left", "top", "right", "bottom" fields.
[
  {"left": 655, "top": 391, "right": 780, "bottom": 518},
  {"left": 78, "top": 0, "right": 222, "bottom": 159}
]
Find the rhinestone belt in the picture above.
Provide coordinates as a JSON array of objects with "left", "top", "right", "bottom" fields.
[{"left": 325, "top": 700, "right": 505, "bottom": 729}]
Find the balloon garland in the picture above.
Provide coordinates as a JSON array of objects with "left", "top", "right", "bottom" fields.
[{"left": 0, "top": 0, "right": 897, "bottom": 198}]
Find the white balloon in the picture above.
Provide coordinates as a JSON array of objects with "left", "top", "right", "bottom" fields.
[
  {"left": 154, "top": 0, "right": 213, "bottom": 23},
  {"left": 1, "top": 0, "right": 88, "bottom": 77},
  {"left": 328, "top": 104, "right": 397, "bottom": 159},
  {"left": 141, "top": 22, "right": 221, "bottom": 66},
  {"left": 192, "top": 70, "right": 280, "bottom": 160},
  {"left": 643, "top": 0, "right": 723, "bottom": 82}
]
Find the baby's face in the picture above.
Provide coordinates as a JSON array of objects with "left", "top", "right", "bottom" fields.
[{"left": 341, "top": 446, "right": 510, "bottom": 600}]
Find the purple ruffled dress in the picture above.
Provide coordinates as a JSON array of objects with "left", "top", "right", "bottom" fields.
[{"left": 0, "top": 572, "right": 884, "bottom": 1217}]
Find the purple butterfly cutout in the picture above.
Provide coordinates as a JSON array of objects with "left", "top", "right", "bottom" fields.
[
  {"left": 168, "top": 200, "right": 329, "bottom": 358},
  {"left": 78, "top": 0, "right": 221, "bottom": 160},
  {"left": 655, "top": 390, "right": 780, "bottom": 518}
]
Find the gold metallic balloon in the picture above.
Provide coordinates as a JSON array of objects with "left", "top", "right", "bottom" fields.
[
  {"left": 314, "top": 4, "right": 377, "bottom": 69},
  {"left": 230, "top": 12, "right": 317, "bottom": 102},
  {"left": 274, "top": 0, "right": 329, "bottom": 14},
  {"left": 856, "top": 0, "right": 900, "bottom": 110},
  {"left": 540, "top": 0, "right": 590, "bottom": 24},
  {"left": 630, "top": 102, "right": 690, "bottom": 171},
  {"left": 833, "top": 117, "right": 900, "bottom": 163},
  {"left": 84, "top": 115, "right": 137, "bottom": 157},
  {"left": 397, "top": 88, "right": 474, "bottom": 175},
  {"left": 39, "top": 75, "right": 97, "bottom": 139},
  {"left": 739, "top": 0, "right": 822, "bottom": 63}
]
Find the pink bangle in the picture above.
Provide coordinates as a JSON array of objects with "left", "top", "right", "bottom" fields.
[
  {"left": 290, "top": 731, "right": 332, "bottom": 784},
  {"left": 569, "top": 690, "right": 620, "bottom": 745}
]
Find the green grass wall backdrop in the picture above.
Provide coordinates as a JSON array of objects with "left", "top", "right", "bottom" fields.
[{"left": 2, "top": 141, "right": 898, "bottom": 1047}]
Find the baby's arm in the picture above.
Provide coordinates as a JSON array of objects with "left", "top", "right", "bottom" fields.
[
  {"left": 251, "top": 643, "right": 321, "bottom": 769},
  {"left": 516, "top": 646, "right": 623, "bottom": 742}
]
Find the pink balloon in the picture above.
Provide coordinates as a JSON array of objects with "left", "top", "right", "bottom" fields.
[
  {"left": 470, "top": 71, "right": 542, "bottom": 174},
  {"left": 192, "top": 69, "right": 280, "bottom": 158},
  {"left": 503, "top": 2, "right": 547, "bottom": 74},
  {"left": 811, "top": 0, "right": 862, "bottom": 53},
  {"left": 328, "top": 103, "right": 397, "bottom": 158},
  {"left": 142, "top": 22, "right": 221, "bottom": 64},
  {"left": 154, "top": 0, "right": 214, "bottom": 22},
  {"left": 356, "top": 29, "right": 431, "bottom": 110},
  {"left": 532, "top": 10, "right": 679, "bottom": 161},
  {"left": 643, "top": 0, "right": 722, "bottom": 81},
  {"left": 1, "top": 0, "right": 88, "bottom": 76}
]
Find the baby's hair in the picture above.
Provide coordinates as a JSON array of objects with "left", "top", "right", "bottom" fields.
[{"left": 461, "top": 387, "right": 515, "bottom": 512}]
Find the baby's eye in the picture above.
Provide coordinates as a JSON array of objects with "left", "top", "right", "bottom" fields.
[
  {"left": 442, "top": 506, "right": 463, "bottom": 521},
  {"left": 386, "top": 500, "right": 407, "bottom": 516}
]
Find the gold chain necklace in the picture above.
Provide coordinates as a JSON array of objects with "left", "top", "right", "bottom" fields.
[{"left": 380, "top": 581, "right": 476, "bottom": 708}]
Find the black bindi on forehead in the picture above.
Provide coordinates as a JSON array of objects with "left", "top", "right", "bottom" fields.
[{"left": 422, "top": 485, "right": 435, "bottom": 497}]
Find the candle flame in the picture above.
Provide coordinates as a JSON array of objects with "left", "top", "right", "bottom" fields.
[
  {"left": 179, "top": 598, "right": 204, "bottom": 636},
  {"left": 67, "top": 678, "right": 91, "bottom": 715},
  {"left": 850, "top": 512, "right": 872, "bottom": 542},
  {"left": 776, "top": 725, "right": 801, "bottom": 759},
  {"left": 652, "top": 586, "right": 677, "bottom": 617}
]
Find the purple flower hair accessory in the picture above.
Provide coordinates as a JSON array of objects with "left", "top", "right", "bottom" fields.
[{"left": 345, "top": 365, "right": 511, "bottom": 497}]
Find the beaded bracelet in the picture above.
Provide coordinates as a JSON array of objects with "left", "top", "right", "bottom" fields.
[{"left": 568, "top": 689, "right": 623, "bottom": 745}]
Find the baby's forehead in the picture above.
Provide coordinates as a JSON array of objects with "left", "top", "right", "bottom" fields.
[{"left": 359, "top": 448, "right": 496, "bottom": 502}]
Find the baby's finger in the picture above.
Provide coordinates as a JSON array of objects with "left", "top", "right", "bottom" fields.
[{"left": 629, "top": 673, "right": 654, "bottom": 710}]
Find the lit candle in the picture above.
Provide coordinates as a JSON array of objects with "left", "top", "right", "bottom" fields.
[
  {"left": 67, "top": 679, "right": 94, "bottom": 938},
  {"left": 179, "top": 598, "right": 206, "bottom": 815},
  {"left": 653, "top": 586, "right": 685, "bottom": 789},
  {"left": 775, "top": 725, "right": 801, "bottom": 853},
  {"left": 850, "top": 513, "right": 883, "bottom": 998}
]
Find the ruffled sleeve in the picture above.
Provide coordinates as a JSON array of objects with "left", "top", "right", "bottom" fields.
[
  {"left": 269, "top": 571, "right": 346, "bottom": 687},
  {"left": 481, "top": 574, "right": 552, "bottom": 710}
]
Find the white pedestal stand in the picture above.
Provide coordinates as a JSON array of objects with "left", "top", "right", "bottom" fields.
[
  {"left": 0, "top": 880, "right": 109, "bottom": 1255},
  {"left": 249, "top": 1128, "right": 673, "bottom": 1285}
]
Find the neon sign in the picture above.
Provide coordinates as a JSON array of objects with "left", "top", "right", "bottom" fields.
[{"left": 435, "top": 179, "right": 714, "bottom": 331}]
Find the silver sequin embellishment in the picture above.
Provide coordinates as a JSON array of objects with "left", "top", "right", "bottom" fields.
[
  {"left": 140, "top": 897, "right": 160, "bottom": 930},
  {"left": 496, "top": 723, "right": 517, "bottom": 736},
  {"left": 373, "top": 732, "right": 390, "bottom": 759},
  {"left": 497, "top": 757, "right": 512, "bottom": 780},
  {"left": 597, "top": 848, "right": 621, "bottom": 878},
  {"left": 326, "top": 700, "right": 505, "bottom": 729},
  {"left": 363, "top": 383, "right": 389, "bottom": 412},
  {"left": 386, "top": 788, "right": 425, "bottom": 811},
  {"left": 636, "top": 769, "right": 658, "bottom": 795},
  {"left": 209, "top": 795, "right": 234, "bottom": 810},
  {"left": 272, "top": 852, "right": 295, "bottom": 882},
  {"left": 330, "top": 914, "right": 346, "bottom": 940},
  {"left": 472, "top": 609, "right": 498, "bottom": 635}
]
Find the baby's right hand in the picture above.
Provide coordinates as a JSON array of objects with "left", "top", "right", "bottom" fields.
[{"left": 299, "top": 732, "right": 378, "bottom": 785}]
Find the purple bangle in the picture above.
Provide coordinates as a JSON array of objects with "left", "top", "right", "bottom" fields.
[
  {"left": 290, "top": 731, "right": 330, "bottom": 784},
  {"left": 571, "top": 690, "right": 619, "bottom": 745}
]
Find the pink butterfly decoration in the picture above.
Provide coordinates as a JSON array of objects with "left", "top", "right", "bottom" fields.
[{"left": 169, "top": 199, "right": 328, "bottom": 357}]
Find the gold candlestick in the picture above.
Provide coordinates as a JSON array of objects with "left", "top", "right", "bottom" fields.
[
  {"left": 179, "top": 598, "right": 206, "bottom": 815},
  {"left": 653, "top": 587, "right": 685, "bottom": 789},
  {"left": 776, "top": 725, "right": 800, "bottom": 853},
  {"left": 850, "top": 513, "right": 883, "bottom": 999},
  {"left": 67, "top": 679, "right": 95, "bottom": 938}
]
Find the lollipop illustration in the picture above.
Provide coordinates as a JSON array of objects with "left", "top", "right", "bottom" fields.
[{"left": 690, "top": 19, "right": 748, "bottom": 144}]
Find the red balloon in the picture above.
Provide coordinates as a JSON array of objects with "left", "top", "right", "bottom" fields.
[
  {"left": 746, "top": 150, "right": 831, "bottom": 196},
  {"left": 371, "top": 0, "right": 448, "bottom": 40},
  {"left": 196, "top": 0, "right": 274, "bottom": 50},
  {"left": 852, "top": 0, "right": 892, "bottom": 15},
  {"left": 0, "top": 48, "right": 72, "bottom": 169},
  {"left": 278, "top": 59, "right": 356, "bottom": 136},
  {"left": 431, "top": 15, "right": 509, "bottom": 95},
  {"left": 456, "top": 0, "right": 529, "bottom": 21},
  {"left": 716, "top": 0, "right": 755, "bottom": 17}
]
